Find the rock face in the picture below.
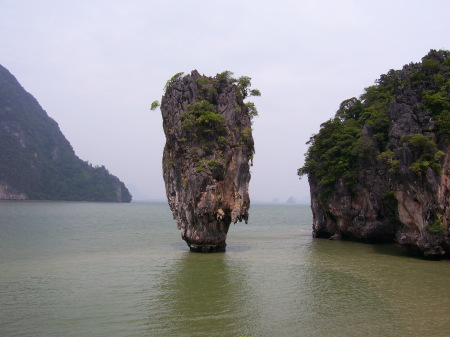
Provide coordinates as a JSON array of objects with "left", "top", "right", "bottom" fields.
[
  {"left": 160, "top": 70, "right": 257, "bottom": 252},
  {"left": 300, "top": 50, "right": 450, "bottom": 257},
  {"left": 0, "top": 64, "right": 132, "bottom": 202}
]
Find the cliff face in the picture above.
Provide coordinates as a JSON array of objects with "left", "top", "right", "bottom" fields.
[
  {"left": 160, "top": 70, "right": 258, "bottom": 252},
  {"left": 0, "top": 64, "right": 132, "bottom": 202},
  {"left": 300, "top": 50, "right": 450, "bottom": 257}
]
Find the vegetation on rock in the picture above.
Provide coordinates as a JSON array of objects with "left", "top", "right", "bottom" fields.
[
  {"left": 0, "top": 64, "right": 132, "bottom": 202},
  {"left": 298, "top": 49, "right": 450, "bottom": 256},
  {"left": 158, "top": 70, "right": 260, "bottom": 172},
  {"left": 299, "top": 49, "right": 450, "bottom": 191},
  {"left": 159, "top": 70, "right": 260, "bottom": 252}
]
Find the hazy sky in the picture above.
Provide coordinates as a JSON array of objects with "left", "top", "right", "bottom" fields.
[{"left": 0, "top": 0, "right": 449, "bottom": 202}]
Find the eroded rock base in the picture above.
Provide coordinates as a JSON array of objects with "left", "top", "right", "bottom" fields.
[{"left": 188, "top": 243, "right": 226, "bottom": 253}]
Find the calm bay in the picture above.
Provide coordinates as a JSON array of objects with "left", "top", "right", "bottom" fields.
[{"left": 1, "top": 201, "right": 449, "bottom": 336}]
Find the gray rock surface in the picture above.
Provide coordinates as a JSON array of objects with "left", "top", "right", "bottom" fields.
[
  {"left": 160, "top": 70, "right": 255, "bottom": 252},
  {"left": 305, "top": 50, "right": 450, "bottom": 257}
]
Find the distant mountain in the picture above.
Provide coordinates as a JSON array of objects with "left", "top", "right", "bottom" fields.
[
  {"left": 286, "top": 196, "right": 297, "bottom": 204},
  {"left": 0, "top": 64, "right": 131, "bottom": 202}
]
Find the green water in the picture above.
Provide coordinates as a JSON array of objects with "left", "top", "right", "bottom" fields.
[{"left": 0, "top": 201, "right": 449, "bottom": 336}]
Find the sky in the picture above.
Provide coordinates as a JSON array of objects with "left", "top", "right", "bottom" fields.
[{"left": 0, "top": 0, "right": 449, "bottom": 203}]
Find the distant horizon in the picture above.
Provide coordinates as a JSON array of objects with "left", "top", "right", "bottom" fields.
[{"left": 130, "top": 196, "right": 311, "bottom": 205}]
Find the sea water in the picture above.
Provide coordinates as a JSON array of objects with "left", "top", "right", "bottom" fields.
[{"left": 1, "top": 201, "right": 449, "bottom": 337}]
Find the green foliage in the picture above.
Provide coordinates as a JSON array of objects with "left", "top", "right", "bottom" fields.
[
  {"left": 212, "top": 73, "right": 262, "bottom": 119},
  {"left": 377, "top": 150, "right": 400, "bottom": 172},
  {"left": 195, "top": 158, "right": 224, "bottom": 172},
  {"left": 238, "top": 75, "right": 251, "bottom": 87},
  {"left": 195, "top": 77, "right": 217, "bottom": 100},
  {"left": 400, "top": 134, "right": 444, "bottom": 174},
  {"left": 422, "top": 59, "right": 441, "bottom": 74},
  {"left": 216, "top": 70, "right": 236, "bottom": 84},
  {"left": 359, "top": 79, "right": 394, "bottom": 150},
  {"left": 245, "top": 102, "right": 258, "bottom": 118},
  {"left": 436, "top": 110, "right": 450, "bottom": 143},
  {"left": 217, "top": 136, "right": 229, "bottom": 148},
  {"left": 217, "top": 72, "right": 261, "bottom": 119},
  {"left": 164, "top": 72, "right": 184, "bottom": 92},
  {"left": 298, "top": 118, "right": 361, "bottom": 191},
  {"left": 351, "top": 135, "right": 376, "bottom": 161},
  {"left": 422, "top": 90, "right": 450, "bottom": 114},
  {"left": 417, "top": 51, "right": 450, "bottom": 142},
  {"left": 336, "top": 97, "right": 363, "bottom": 121},
  {"left": 150, "top": 100, "right": 160, "bottom": 110},
  {"left": 299, "top": 75, "right": 394, "bottom": 191},
  {"left": 250, "top": 89, "right": 261, "bottom": 97},
  {"left": 181, "top": 100, "right": 225, "bottom": 142},
  {"left": 299, "top": 49, "right": 450, "bottom": 197},
  {"left": 0, "top": 65, "right": 132, "bottom": 202},
  {"left": 427, "top": 219, "right": 446, "bottom": 235},
  {"left": 235, "top": 75, "right": 261, "bottom": 101},
  {"left": 194, "top": 71, "right": 261, "bottom": 120},
  {"left": 161, "top": 71, "right": 258, "bottom": 178},
  {"left": 238, "top": 127, "right": 253, "bottom": 147}
]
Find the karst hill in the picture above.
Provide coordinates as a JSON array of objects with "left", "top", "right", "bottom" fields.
[
  {"left": 299, "top": 49, "right": 450, "bottom": 257},
  {"left": 0, "top": 64, "right": 131, "bottom": 202}
]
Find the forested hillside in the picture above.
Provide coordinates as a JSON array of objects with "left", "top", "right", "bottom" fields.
[{"left": 0, "top": 64, "right": 131, "bottom": 202}]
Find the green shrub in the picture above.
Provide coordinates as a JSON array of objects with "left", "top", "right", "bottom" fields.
[
  {"left": 164, "top": 72, "right": 184, "bottom": 92},
  {"left": 436, "top": 110, "right": 450, "bottom": 142},
  {"left": 181, "top": 101, "right": 225, "bottom": 139},
  {"left": 195, "top": 158, "right": 224, "bottom": 172},
  {"left": 150, "top": 100, "right": 160, "bottom": 110},
  {"left": 427, "top": 220, "right": 446, "bottom": 235},
  {"left": 400, "top": 134, "right": 444, "bottom": 174},
  {"left": 377, "top": 150, "right": 400, "bottom": 172},
  {"left": 298, "top": 50, "right": 450, "bottom": 199}
]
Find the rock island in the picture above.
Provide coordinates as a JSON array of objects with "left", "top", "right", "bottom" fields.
[
  {"left": 299, "top": 50, "right": 450, "bottom": 257},
  {"left": 158, "top": 70, "right": 260, "bottom": 252}
]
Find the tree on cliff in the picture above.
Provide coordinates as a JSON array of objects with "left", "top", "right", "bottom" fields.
[
  {"left": 300, "top": 50, "right": 450, "bottom": 191},
  {"left": 298, "top": 49, "right": 450, "bottom": 257}
]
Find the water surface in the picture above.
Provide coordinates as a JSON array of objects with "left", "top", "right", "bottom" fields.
[{"left": 1, "top": 201, "right": 449, "bottom": 336}]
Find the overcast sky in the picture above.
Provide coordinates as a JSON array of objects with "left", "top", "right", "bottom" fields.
[{"left": 0, "top": 0, "right": 449, "bottom": 202}]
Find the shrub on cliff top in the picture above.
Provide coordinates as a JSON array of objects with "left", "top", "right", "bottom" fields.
[{"left": 299, "top": 49, "right": 449, "bottom": 195}]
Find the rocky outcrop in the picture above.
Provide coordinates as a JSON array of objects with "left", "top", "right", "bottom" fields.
[
  {"left": 301, "top": 50, "right": 450, "bottom": 257},
  {"left": 0, "top": 181, "right": 27, "bottom": 200},
  {"left": 160, "top": 70, "right": 258, "bottom": 252}
]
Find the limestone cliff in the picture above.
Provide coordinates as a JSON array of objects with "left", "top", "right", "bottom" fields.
[
  {"left": 299, "top": 50, "right": 450, "bottom": 257},
  {"left": 0, "top": 64, "right": 132, "bottom": 202},
  {"left": 159, "top": 70, "right": 259, "bottom": 252}
]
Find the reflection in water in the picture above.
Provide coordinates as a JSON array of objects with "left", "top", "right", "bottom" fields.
[
  {"left": 3, "top": 202, "right": 450, "bottom": 337},
  {"left": 147, "top": 237, "right": 401, "bottom": 337},
  {"left": 303, "top": 238, "right": 450, "bottom": 336},
  {"left": 147, "top": 252, "right": 255, "bottom": 337},
  {"left": 298, "top": 239, "right": 400, "bottom": 336}
]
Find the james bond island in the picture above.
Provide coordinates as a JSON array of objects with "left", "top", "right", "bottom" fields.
[
  {"left": 299, "top": 50, "right": 450, "bottom": 257},
  {"left": 155, "top": 70, "right": 260, "bottom": 252}
]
